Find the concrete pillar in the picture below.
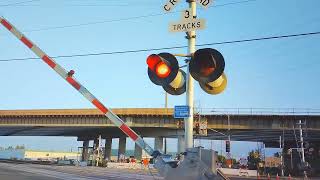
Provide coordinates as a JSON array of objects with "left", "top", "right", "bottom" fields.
[
  {"left": 134, "top": 142, "right": 143, "bottom": 161},
  {"left": 81, "top": 140, "right": 89, "bottom": 161},
  {"left": 178, "top": 135, "right": 185, "bottom": 153},
  {"left": 118, "top": 137, "right": 126, "bottom": 161},
  {"left": 104, "top": 138, "right": 112, "bottom": 160},
  {"left": 154, "top": 137, "right": 164, "bottom": 152}
]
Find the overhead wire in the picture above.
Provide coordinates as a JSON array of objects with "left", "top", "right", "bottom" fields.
[
  {"left": 9, "top": 0, "right": 260, "bottom": 33},
  {"left": 0, "top": 0, "right": 40, "bottom": 7},
  {"left": 0, "top": 31, "right": 319, "bottom": 62}
]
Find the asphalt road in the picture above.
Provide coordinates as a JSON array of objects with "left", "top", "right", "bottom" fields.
[
  {"left": 229, "top": 175, "right": 320, "bottom": 180},
  {"left": 0, "top": 165, "right": 60, "bottom": 180},
  {"left": 0, "top": 162, "right": 162, "bottom": 180}
]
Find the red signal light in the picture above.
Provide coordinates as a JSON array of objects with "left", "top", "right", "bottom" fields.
[
  {"left": 155, "top": 62, "right": 171, "bottom": 78},
  {"left": 147, "top": 54, "right": 171, "bottom": 78},
  {"left": 146, "top": 54, "right": 161, "bottom": 71}
]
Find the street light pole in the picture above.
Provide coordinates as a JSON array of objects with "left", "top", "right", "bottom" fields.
[{"left": 185, "top": 0, "right": 197, "bottom": 149}]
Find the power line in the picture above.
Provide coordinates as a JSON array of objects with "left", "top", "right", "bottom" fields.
[
  {"left": 17, "top": 0, "right": 259, "bottom": 32},
  {"left": 0, "top": 0, "right": 40, "bottom": 7},
  {"left": 0, "top": 31, "right": 319, "bottom": 62},
  {"left": 3, "top": 0, "right": 258, "bottom": 7}
]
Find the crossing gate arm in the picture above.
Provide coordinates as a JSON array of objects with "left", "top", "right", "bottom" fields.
[{"left": 0, "top": 17, "right": 155, "bottom": 156}]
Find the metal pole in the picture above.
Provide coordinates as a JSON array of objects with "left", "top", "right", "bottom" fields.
[
  {"left": 290, "top": 149, "right": 293, "bottom": 169},
  {"left": 280, "top": 136, "right": 284, "bottom": 176},
  {"left": 185, "top": 0, "right": 197, "bottom": 150},
  {"left": 299, "top": 120, "right": 305, "bottom": 163},
  {"left": 298, "top": 120, "right": 307, "bottom": 178},
  {"left": 96, "top": 135, "right": 101, "bottom": 166},
  {"left": 164, "top": 138, "right": 167, "bottom": 154},
  {"left": 227, "top": 114, "right": 230, "bottom": 142},
  {"left": 165, "top": 92, "right": 168, "bottom": 108}
]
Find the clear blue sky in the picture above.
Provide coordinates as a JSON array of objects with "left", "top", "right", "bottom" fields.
[{"left": 0, "top": 0, "right": 319, "bottom": 158}]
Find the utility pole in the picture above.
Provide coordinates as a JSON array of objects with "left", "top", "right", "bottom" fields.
[
  {"left": 298, "top": 120, "right": 307, "bottom": 178},
  {"left": 185, "top": 0, "right": 197, "bottom": 150}
]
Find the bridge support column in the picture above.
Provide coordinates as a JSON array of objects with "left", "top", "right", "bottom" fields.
[
  {"left": 104, "top": 138, "right": 112, "bottom": 161},
  {"left": 154, "top": 137, "right": 164, "bottom": 152},
  {"left": 178, "top": 135, "right": 185, "bottom": 153},
  {"left": 81, "top": 140, "right": 89, "bottom": 161},
  {"left": 118, "top": 137, "right": 126, "bottom": 161},
  {"left": 134, "top": 142, "right": 143, "bottom": 161}
]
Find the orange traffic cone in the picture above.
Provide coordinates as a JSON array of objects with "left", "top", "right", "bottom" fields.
[
  {"left": 276, "top": 174, "right": 280, "bottom": 180},
  {"left": 288, "top": 174, "right": 291, "bottom": 180},
  {"left": 267, "top": 173, "right": 271, "bottom": 180}
]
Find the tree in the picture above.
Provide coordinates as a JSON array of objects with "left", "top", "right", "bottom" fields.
[
  {"left": 218, "top": 155, "right": 226, "bottom": 164},
  {"left": 6, "top": 146, "right": 13, "bottom": 150},
  {"left": 247, "top": 150, "right": 262, "bottom": 170},
  {"left": 15, "top": 145, "right": 25, "bottom": 149}
]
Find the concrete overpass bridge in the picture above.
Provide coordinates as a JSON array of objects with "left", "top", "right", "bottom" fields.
[{"left": 1, "top": 108, "right": 320, "bottom": 160}]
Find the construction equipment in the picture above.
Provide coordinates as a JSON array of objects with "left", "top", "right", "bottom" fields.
[{"left": 0, "top": 17, "right": 220, "bottom": 179}]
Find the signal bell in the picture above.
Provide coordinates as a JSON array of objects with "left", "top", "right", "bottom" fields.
[
  {"left": 189, "top": 48, "right": 227, "bottom": 95},
  {"left": 147, "top": 53, "right": 186, "bottom": 95}
]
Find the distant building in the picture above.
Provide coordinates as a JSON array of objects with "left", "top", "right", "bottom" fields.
[
  {"left": 0, "top": 149, "right": 79, "bottom": 161},
  {"left": 265, "top": 157, "right": 281, "bottom": 167}
]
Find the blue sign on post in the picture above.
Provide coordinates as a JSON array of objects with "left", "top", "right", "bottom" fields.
[{"left": 174, "top": 105, "right": 190, "bottom": 118}]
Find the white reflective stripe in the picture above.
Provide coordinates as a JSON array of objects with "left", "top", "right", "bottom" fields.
[
  {"left": 79, "top": 87, "right": 95, "bottom": 102},
  {"left": 54, "top": 64, "right": 67, "bottom": 79},
  {"left": 136, "top": 137, "right": 154, "bottom": 155},
  {"left": 10, "top": 28, "right": 22, "bottom": 39},
  {"left": 105, "top": 111, "right": 123, "bottom": 127},
  {"left": 31, "top": 46, "right": 45, "bottom": 58}
]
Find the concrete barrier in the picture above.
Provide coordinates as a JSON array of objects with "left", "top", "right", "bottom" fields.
[
  {"left": 218, "top": 168, "right": 258, "bottom": 177},
  {"left": 107, "top": 162, "right": 146, "bottom": 169}
]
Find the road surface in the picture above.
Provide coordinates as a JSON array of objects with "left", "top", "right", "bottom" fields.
[{"left": 0, "top": 162, "right": 162, "bottom": 180}]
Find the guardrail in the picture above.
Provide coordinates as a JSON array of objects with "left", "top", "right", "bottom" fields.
[{"left": 195, "top": 108, "right": 320, "bottom": 115}]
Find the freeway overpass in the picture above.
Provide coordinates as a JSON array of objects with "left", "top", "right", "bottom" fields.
[
  {"left": 0, "top": 108, "right": 320, "bottom": 144},
  {"left": 1, "top": 108, "right": 320, "bottom": 160}
]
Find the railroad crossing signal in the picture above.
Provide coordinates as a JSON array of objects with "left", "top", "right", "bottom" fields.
[
  {"left": 189, "top": 48, "right": 227, "bottom": 94},
  {"left": 146, "top": 53, "right": 186, "bottom": 95},
  {"left": 146, "top": 48, "right": 227, "bottom": 95}
]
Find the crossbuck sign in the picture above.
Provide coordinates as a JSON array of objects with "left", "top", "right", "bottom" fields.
[{"left": 163, "top": 0, "right": 213, "bottom": 12}]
